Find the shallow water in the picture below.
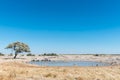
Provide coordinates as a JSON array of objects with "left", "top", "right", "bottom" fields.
[{"left": 30, "top": 61, "right": 110, "bottom": 66}]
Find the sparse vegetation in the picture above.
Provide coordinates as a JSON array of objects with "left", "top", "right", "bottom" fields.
[
  {"left": 0, "top": 53, "right": 4, "bottom": 56},
  {"left": 93, "top": 54, "right": 106, "bottom": 56},
  {"left": 38, "top": 54, "right": 41, "bottom": 56},
  {"left": 26, "top": 53, "right": 35, "bottom": 56},
  {"left": 44, "top": 73, "right": 57, "bottom": 78},
  {"left": 94, "top": 54, "right": 99, "bottom": 56},
  {"left": 21, "top": 54, "right": 24, "bottom": 56},
  {"left": 42, "top": 53, "right": 58, "bottom": 56}
]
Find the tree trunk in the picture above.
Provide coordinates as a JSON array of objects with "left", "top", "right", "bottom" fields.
[{"left": 14, "top": 52, "right": 18, "bottom": 59}]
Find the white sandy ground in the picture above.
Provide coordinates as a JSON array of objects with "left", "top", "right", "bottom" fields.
[{"left": 0, "top": 55, "right": 120, "bottom": 65}]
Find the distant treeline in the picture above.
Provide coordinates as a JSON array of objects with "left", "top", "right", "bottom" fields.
[
  {"left": 26, "top": 53, "right": 58, "bottom": 56},
  {"left": 61, "top": 54, "right": 120, "bottom": 56},
  {"left": 0, "top": 52, "right": 120, "bottom": 56},
  {"left": 0, "top": 52, "right": 58, "bottom": 56},
  {"left": 41, "top": 53, "right": 58, "bottom": 56}
]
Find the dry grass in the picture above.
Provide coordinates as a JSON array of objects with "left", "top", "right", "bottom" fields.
[{"left": 0, "top": 62, "right": 120, "bottom": 80}]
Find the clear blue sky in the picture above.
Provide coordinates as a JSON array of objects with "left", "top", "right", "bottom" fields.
[{"left": 0, "top": 0, "right": 120, "bottom": 54}]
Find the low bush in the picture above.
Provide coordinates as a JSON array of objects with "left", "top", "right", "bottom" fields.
[
  {"left": 21, "top": 54, "right": 24, "bottom": 56},
  {"left": 94, "top": 54, "right": 99, "bottom": 56},
  {"left": 38, "top": 54, "right": 41, "bottom": 56},
  {"left": 26, "top": 53, "right": 35, "bottom": 56},
  {"left": 44, "top": 73, "right": 57, "bottom": 78},
  {"left": 42, "top": 53, "right": 58, "bottom": 56},
  {"left": 0, "top": 53, "right": 4, "bottom": 56}
]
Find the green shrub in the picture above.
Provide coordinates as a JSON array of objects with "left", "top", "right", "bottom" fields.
[
  {"left": 26, "top": 53, "right": 35, "bottom": 56},
  {"left": 42, "top": 53, "right": 58, "bottom": 56},
  {"left": 0, "top": 53, "right": 4, "bottom": 56},
  {"left": 21, "top": 54, "right": 24, "bottom": 56},
  {"left": 94, "top": 54, "right": 99, "bottom": 56}
]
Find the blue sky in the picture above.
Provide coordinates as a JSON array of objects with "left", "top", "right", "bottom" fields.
[{"left": 0, "top": 0, "right": 120, "bottom": 54}]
